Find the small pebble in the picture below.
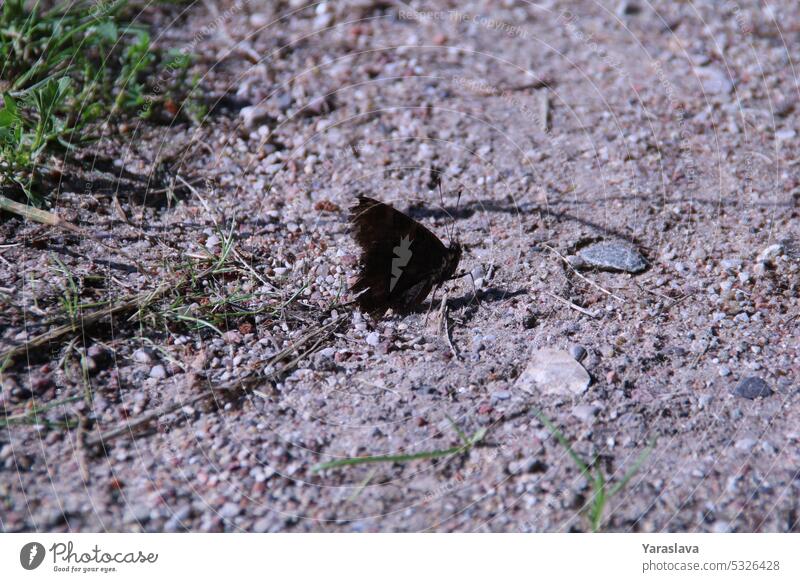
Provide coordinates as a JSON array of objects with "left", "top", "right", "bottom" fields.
[
  {"left": 515, "top": 348, "right": 591, "bottom": 396},
  {"left": 220, "top": 502, "right": 241, "bottom": 519},
  {"left": 149, "top": 365, "right": 167, "bottom": 380},
  {"left": 470, "top": 265, "right": 486, "bottom": 288},
  {"left": 239, "top": 104, "right": 274, "bottom": 132},
  {"left": 205, "top": 234, "right": 220, "bottom": 250},
  {"left": 757, "top": 244, "right": 783, "bottom": 265},
  {"left": 132, "top": 348, "right": 155, "bottom": 364},
  {"left": 250, "top": 13, "right": 268, "bottom": 28},
  {"left": 695, "top": 66, "right": 733, "bottom": 94},
  {"left": 568, "top": 344, "right": 587, "bottom": 362},
  {"left": 720, "top": 258, "right": 742, "bottom": 271},
  {"left": 711, "top": 520, "right": 733, "bottom": 533},
  {"left": 735, "top": 437, "right": 757, "bottom": 451},
  {"left": 617, "top": 0, "right": 642, "bottom": 16},
  {"left": 124, "top": 505, "right": 150, "bottom": 524},
  {"left": 733, "top": 376, "right": 773, "bottom": 400},
  {"left": 572, "top": 404, "right": 599, "bottom": 423},
  {"left": 490, "top": 390, "right": 512, "bottom": 403}
]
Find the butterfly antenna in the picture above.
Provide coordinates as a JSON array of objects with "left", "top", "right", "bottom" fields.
[
  {"left": 454, "top": 186, "right": 463, "bottom": 243},
  {"left": 437, "top": 180, "right": 452, "bottom": 241},
  {"left": 441, "top": 180, "right": 462, "bottom": 243}
]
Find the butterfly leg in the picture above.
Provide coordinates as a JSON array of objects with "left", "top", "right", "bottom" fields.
[
  {"left": 424, "top": 284, "right": 441, "bottom": 325},
  {"left": 468, "top": 271, "right": 482, "bottom": 306}
]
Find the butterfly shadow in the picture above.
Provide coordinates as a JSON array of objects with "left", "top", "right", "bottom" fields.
[
  {"left": 439, "top": 286, "right": 527, "bottom": 325},
  {"left": 417, "top": 198, "right": 650, "bottom": 247}
]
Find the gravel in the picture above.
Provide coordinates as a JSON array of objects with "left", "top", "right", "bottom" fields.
[{"left": 1, "top": 0, "right": 798, "bottom": 535}]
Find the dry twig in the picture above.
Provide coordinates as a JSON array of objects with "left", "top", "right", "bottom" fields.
[
  {"left": 542, "top": 243, "right": 625, "bottom": 302},
  {"left": 85, "top": 315, "right": 346, "bottom": 448},
  {"left": 0, "top": 264, "right": 218, "bottom": 363},
  {"left": 0, "top": 194, "right": 152, "bottom": 275},
  {"left": 547, "top": 291, "right": 598, "bottom": 319}
]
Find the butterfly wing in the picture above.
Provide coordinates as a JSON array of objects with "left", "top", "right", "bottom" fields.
[{"left": 350, "top": 196, "right": 451, "bottom": 317}]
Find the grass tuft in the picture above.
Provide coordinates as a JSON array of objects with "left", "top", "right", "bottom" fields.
[
  {"left": 533, "top": 408, "right": 655, "bottom": 532},
  {"left": 0, "top": 0, "right": 197, "bottom": 204}
]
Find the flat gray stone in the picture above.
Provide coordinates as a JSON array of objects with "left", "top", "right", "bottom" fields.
[
  {"left": 516, "top": 348, "right": 591, "bottom": 396},
  {"left": 733, "top": 376, "right": 773, "bottom": 400},
  {"left": 577, "top": 241, "right": 647, "bottom": 273}
]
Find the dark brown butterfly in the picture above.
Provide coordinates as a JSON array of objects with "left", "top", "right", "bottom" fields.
[{"left": 349, "top": 196, "right": 462, "bottom": 319}]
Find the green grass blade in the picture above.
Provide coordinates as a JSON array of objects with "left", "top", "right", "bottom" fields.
[
  {"left": 608, "top": 438, "right": 656, "bottom": 498},
  {"left": 313, "top": 429, "right": 486, "bottom": 473},
  {"left": 532, "top": 407, "right": 591, "bottom": 474}
]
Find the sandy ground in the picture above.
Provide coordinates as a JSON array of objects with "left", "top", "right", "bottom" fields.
[{"left": 1, "top": 0, "right": 800, "bottom": 532}]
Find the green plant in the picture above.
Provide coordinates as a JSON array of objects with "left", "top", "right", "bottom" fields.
[
  {"left": 1, "top": 0, "right": 123, "bottom": 92},
  {"left": 312, "top": 418, "right": 486, "bottom": 472},
  {"left": 51, "top": 256, "right": 81, "bottom": 327},
  {"left": 533, "top": 408, "right": 655, "bottom": 532},
  {"left": 0, "top": 394, "right": 82, "bottom": 429},
  {"left": 112, "top": 30, "right": 155, "bottom": 114},
  {"left": 0, "top": 0, "right": 197, "bottom": 204},
  {"left": 0, "top": 79, "right": 72, "bottom": 203}
]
